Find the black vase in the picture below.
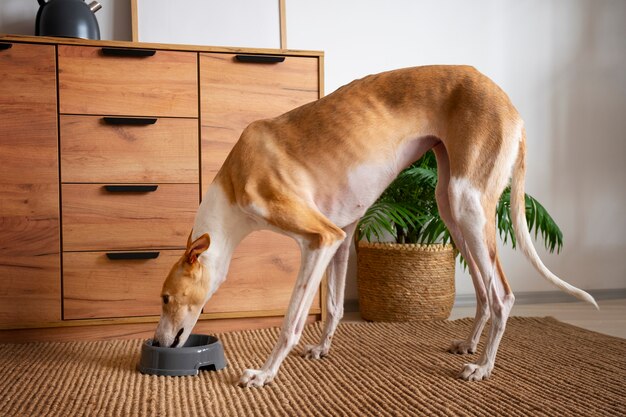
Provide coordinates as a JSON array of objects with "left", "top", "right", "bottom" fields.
[{"left": 36, "top": 0, "right": 102, "bottom": 40}]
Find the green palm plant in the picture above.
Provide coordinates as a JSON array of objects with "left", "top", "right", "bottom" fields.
[{"left": 357, "top": 150, "right": 563, "bottom": 259}]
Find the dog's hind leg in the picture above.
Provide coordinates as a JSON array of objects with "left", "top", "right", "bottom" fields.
[
  {"left": 302, "top": 221, "right": 357, "bottom": 360},
  {"left": 449, "top": 176, "right": 515, "bottom": 381},
  {"left": 433, "top": 144, "right": 490, "bottom": 355}
]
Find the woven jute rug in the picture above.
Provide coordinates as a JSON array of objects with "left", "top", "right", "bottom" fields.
[{"left": 1, "top": 317, "right": 624, "bottom": 416}]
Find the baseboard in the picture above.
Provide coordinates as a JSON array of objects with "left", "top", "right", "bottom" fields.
[
  {"left": 344, "top": 288, "right": 626, "bottom": 312},
  {"left": 344, "top": 299, "right": 360, "bottom": 313}
]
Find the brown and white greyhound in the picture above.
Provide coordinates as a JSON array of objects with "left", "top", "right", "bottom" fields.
[{"left": 153, "top": 65, "right": 598, "bottom": 387}]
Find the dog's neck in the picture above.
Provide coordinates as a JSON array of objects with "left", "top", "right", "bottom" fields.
[{"left": 192, "top": 182, "right": 256, "bottom": 299}]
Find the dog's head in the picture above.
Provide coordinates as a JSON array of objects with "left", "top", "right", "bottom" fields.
[{"left": 153, "top": 232, "right": 210, "bottom": 348}]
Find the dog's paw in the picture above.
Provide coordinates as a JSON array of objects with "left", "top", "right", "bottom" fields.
[
  {"left": 448, "top": 339, "right": 477, "bottom": 355},
  {"left": 237, "top": 369, "right": 274, "bottom": 388},
  {"left": 458, "top": 363, "right": 492, "bottom": 381},
  {"left": 301, "top": 344, "right": 329, "bottom": 360}
]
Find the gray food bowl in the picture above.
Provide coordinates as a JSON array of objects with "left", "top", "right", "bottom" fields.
[{"left": 138, "top": 334, "right": 227, "bottom": 376}]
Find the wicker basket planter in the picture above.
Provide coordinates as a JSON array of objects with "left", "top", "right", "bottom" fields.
[{"left": 357, "top": 242, "right": 455, "bottom": 321}]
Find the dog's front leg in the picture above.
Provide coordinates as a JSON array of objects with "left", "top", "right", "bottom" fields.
[
  {"left": 238, "top": 239, "right": 342, "bottom": 388},
  {"left": 302, "top": 222, "right": 356, "bottom": 360}
]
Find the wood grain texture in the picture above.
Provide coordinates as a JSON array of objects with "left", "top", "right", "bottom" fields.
[
  {"left": 0, "top": 34, "right": 323, "bottom": 58},
  {"left": 63, "top": 250, "right": 183, "bottom": 319},
  {"left": 0, "top": 308, "right": 322, "bottom": 330},
  {"left": 279, "top": 0, "right": 287, "bottom": 49},
  {"left": 205, "top": 230, "right": 320, "bottom": 314},
  {"left": 199, "top": 52, "right": 319, "bottom": 190},
  {"left": 58, "top": 45, "right": 198, "bottom": 117},
  {"left": 0, "top": 42, "right": 61, "bottom": 325},
  {"left": 130, "top": 0, "right": 138, "bottom": 42},
  {"left": 0, "top": 315, "right": 319, "bottom": 343},
  {"left": 64, "top": 232, "right": 315, "bottom": 318},
  {"left": 62, "top": 183, "right": 199, "bottom": 251},
  {"left": 199, "top": 52, "right": 321, "bottom": 318},
  {"left": 0, "top": 38, "right": 326, "bottom": 338},
  {"left": 60, "top": 115, "right": 199, "bottom": 183}
]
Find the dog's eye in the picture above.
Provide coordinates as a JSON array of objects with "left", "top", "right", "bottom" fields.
[{"left": 162, "top": 295, "right": 170, "bottom": 304}]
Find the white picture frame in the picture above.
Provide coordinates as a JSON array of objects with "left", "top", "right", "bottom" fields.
[{"left": 133, "top": 0, "right": 286, "bottom": 49}]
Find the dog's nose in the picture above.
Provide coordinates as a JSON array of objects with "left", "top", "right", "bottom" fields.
[{"left": 152, "top": 339, "right": 160, "bottom": 347}]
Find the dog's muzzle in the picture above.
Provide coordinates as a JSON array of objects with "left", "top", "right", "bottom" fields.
[{"left": 170, "top": 328, "right": 185, "bottom": 348}]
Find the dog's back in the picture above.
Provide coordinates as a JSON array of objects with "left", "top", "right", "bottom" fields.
[{"left": 217, "top": 65, "right": 520, "bottom": 227}]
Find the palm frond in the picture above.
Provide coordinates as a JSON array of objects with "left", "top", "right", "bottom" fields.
[
  {"left": 525, "top": 193, "right": 563, "bottom": 253},
  {"left": 358, "top": 201, "right": 424, "bottom": 243},
  {"left": 415, "top": 217, "right": 450, "bottom": 245},
  {"left": 392, "top": 166, "right": 438, "bottom": 189},
  {"left": 496, "top": 188, "right": 515, "bottom": 247},
  {"left": 496, "top": 187, "right": 563, "bottom": 253},
  {"left": 357, "top": 150, "right": 564, "bottom": 261}
]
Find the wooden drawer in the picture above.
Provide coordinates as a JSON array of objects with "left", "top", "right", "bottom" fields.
[
  {"left": 63, "top": 250, "right": 183, "bottom": 319},
  {"left": 62, "top": 233, "right": 310, "bottom": 320},
  {"left": 62, "top": 184, "right": 198, "bottom": 251},
  {"left": 200, "top": 53, "right": 319, "bottom": 191},
  {"left": 60, "top": 115, "right": 199, "bottom": 183},
  {"left": 0, "top": 42, "right": 61, "bottom": 326},
  {"left": 204, "top": 230, "right": 317, "bottom": 314},
  {"left": 58, "top": 45, "right": 198, "bottom": 117},
  {"left": 63, "top": 235, "right": 312, "bottom": 320}
]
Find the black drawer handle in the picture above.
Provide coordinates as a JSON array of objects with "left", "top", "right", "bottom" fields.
[
  {"left": 106, "top": 252, "right": 160, "bottom": 260},
  {"left": 0, "top": 43, "right": 12, "bottom": 51},
  {"left": 235, "top": 55, "right": 285, "bottom": 64},
  {"left": 104, "top": 185, "right": 158, "bottom": 192},
  {"left": 102, "top": 117, "right": 157, "bottom": 125},
  {"left": 101, "top": 47, "right": 156, "bottom": 57}
]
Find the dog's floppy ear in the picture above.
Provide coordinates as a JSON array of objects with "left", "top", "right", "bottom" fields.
[
  {"left": 185, "top": 233, "right": 210, "bottom": 265},
  {"left": 186, "top": 229, "right": 193, "bottom": 249}
]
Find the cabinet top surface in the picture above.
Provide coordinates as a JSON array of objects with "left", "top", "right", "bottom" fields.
[{"left": 0, "top": 34, "right": 323, "bottom": 57}]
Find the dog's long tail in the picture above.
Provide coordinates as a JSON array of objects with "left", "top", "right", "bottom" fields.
[{"left": 510, "top": 128, "right": 599, "bottom": 309}]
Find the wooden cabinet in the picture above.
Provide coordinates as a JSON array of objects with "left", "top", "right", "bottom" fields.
[
  {"left": 60, "top": 116, "right": 199, "bottom": 183},
  {"left": 61, "top": 184, "right": 198, "bottom": 251},
  {"left": 58, "top": 46, "right": 200, "bottom": 322},
  {"left": 203, "top": 233, "right": 302, "bottom": 314},
  {"left": 63, "top": 250, "right": 184, "bottom": 319},
  {"left": 58, "top": 45, "right": 198, "bottom": 117},
  {"left": 0, "top": 35, "right": 323, "bottom": 342},
  {"left": 199, "top": 53, "right": 320, "bottom": 314},
  {"left": 0, "top": 42, "right": 61, "bottom": 326},
  {"left": 200, "top": 53, "right": 319, "bottom": 188}
]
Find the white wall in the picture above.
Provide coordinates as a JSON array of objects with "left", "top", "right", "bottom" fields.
[
  {"left": 0, "top": 0, "right": 131, "bottom": 41},
  {"left": 287, "top": 0, "right": 626, "bottom": 300},
  {"left": 136, "top": 0, "right": 280, "bottom": 48},
  {"left": 1, "top": 0, "right": 624, "bottom": 302}
]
